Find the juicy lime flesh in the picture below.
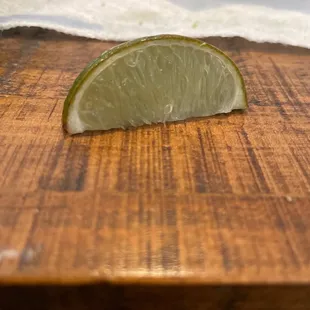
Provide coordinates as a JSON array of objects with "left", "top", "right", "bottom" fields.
[{"left": 66, "top": 38, "right": 246, "bottom": 134}]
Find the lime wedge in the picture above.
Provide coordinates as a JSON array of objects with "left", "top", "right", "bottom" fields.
[{"left": 63, "top": 35, "right": 247, "bottom": 134}]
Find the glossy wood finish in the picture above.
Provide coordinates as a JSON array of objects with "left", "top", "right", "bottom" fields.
[{"left": 0, "top": 29, "right": 310, "bottom": 286}]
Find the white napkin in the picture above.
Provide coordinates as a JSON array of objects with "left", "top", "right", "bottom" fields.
[{"left": 1, "top": 0, "right": 310, "bottom": 48}]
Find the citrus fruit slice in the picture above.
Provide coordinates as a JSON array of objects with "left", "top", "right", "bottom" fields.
[{"left": 63, "top": 35, "right": 247, "bottom": 134}]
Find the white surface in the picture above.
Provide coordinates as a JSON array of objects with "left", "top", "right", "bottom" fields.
[
  {"left": 1, "top": 0, "right": 310, "bottom": 47},
  {"left": 170, "top": 0, "right": 310, "bottom": 13}
]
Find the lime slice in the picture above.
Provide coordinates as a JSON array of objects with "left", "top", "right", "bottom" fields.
[{"left": 63, "top": 35, "right": 247, "bottom": 134}]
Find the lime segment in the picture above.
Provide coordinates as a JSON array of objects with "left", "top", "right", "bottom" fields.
[{"left": 63, "top": 35, "right": 247, "bottom": 134}]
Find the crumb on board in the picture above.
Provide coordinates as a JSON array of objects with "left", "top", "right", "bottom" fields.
[
  {"left": 0, "top": 249, "right": 19, "bottom": 262},
  {"left": 286, "top": 196, "right": 293, "bottom": 202}
]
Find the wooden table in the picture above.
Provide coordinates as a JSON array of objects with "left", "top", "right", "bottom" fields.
[{"left": 0, "top": 28, "right": 310, "bottom": 308}]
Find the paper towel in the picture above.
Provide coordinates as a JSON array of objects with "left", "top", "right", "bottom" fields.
[{"left": 1, "top": 0, "right": 310, "bottom": 48}]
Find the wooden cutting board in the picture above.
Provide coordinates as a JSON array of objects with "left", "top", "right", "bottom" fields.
[{"left": 0, "top": 29, "right": 310, "bottom": 285}]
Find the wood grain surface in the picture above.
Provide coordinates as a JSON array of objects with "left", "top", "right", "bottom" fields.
[{"left": 0, "top": 28, "right": 310, "bottom": 286}]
